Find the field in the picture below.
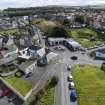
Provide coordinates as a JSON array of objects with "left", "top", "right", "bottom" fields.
[
  {"left": 68, "top": 28, "right": 104, "bottom": 48},
  {"left": 4, "top": 76, "right": 32, "bottom": 96},
  {"left": 72, "top": 64, "right": 105, "bottom": 105}
]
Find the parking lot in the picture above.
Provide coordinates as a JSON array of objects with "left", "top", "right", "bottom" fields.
[{"left": 0, "top": 82, "right": 23, "bottom": 105}]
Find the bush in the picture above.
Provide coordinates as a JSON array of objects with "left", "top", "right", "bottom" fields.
[
  {"left": 101, "top": 62, "right": 105, "bottom": 72},
  {"left": 49, "top": 76, "right": 59, "bottom": 87}
]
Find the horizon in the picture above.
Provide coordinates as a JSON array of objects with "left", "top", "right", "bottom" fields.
[{"left": 0, "top": 0, "right": 105, "bottom": 9}]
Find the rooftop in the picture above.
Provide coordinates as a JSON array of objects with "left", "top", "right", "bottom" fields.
[{"left": 19, "top": 60, "right": 36, "bottom": 71}]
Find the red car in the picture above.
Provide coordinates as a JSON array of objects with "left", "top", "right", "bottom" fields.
[{"left": 2, "top": 89, "right": 11, "bottom": 96}]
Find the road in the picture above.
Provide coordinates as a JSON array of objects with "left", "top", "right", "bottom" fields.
[
  {"left": 53, "top": 46, "right": 104, "bottom": 105},
  {"left": 24, "top": 46, "right": 104, "bottom": 105}
]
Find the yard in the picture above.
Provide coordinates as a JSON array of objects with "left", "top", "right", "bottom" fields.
[
  {"left": 4, "top": 76, "right": 32, "bottom": 96},
  {"left": 72, "top": 64, "right": 105, "bottom": 105},
  {"left": 0, "top": 64, "right": 16, "bottom": 73},
  {"left": 68, "top": 28, "right": 104, "bottom": 48},
  {"left": 0, "top": 28, "right": 18, "bottom": 34}
]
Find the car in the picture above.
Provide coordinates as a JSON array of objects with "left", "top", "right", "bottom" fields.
[
  {"left": 8, "top": 95, "right": 17, "bottom": 102},
  {"left": 67, "top": 65, "right": 72, "bottom": 71},
  {"left": 71, "top": 56, "right": 78, "bottom": 60},
  {"left": 3, "top": 89, "right": 11, "bottom": 96},
  {"left": 0, "top": 90, "right": 3, "bottom": 98},
  {"left": 70, "top": 90, "right": 77, "bottom": 102},
  {"left": 25, "top": 72, "right": 32, "bottom": 78},
  {"left": 67, "top": 75, "right": 73, "bottom": 82},
  {"left": 68, "top": 82, "right": 75, "bottom": 90}
]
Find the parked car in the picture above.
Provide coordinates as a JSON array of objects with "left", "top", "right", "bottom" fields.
[
  {"left": 71, "top": 56, "right": 78, "bottom": 60},
  {"left": 67, "top": 65, "right": 72, "bottom": 71},
  {"left": 2, "top": 89, "right": 11, "bottom": 97},
  {"left": 67, "top": 75, "right": 73, "bottom": 82},
  {"left": 25, "top": 72, "right": 32, "bottom": 78},
  {"left": 8, "top": 95, "right": 17, "bottom": 102},
  {"left": 70, "top": 90, "right": 77, "bottom": 102},
  {"left": 0, "top": 90, "right": 3, "bottom": 98},
  {"left": 68, "top": 82, "right": 75, "bottom": 90}
]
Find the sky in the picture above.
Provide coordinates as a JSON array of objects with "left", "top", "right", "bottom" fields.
[{"left": 0, "top": 0, "right": 105, "bottom": 9}]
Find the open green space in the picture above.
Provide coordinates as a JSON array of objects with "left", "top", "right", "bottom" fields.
[
  {"left": 68, "top": 28, "right": 104, "bottom": 48},
  {"left": 0, "top": 28, "right": 18, "bottom": 34},
  {"left": 4, "top": 76, "right": 32, "bottom": 96},
  {"left": 72, "top": 64, "right": 105, "bottom": 105}
]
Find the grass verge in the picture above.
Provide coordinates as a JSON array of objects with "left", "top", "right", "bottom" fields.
[{"left": 72, "top": 64, "right": 105, "bottom": 105}]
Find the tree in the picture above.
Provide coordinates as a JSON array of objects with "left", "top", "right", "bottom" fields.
[
  {"left": 75, "top": 16, "right": 84, "bottom": 24},
  {"left": 47, "top": 26, "right": 68, "bottom": 38},
  {"left": 63, "top": 19, "right": 70, "bottom": 26}
]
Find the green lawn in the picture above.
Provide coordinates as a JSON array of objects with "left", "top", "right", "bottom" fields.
[
  {"left": 4, "top": 76, "right": 32, "bottom": 96},
  {"left": 0, "top": 28, "right": 18, "bottom": 34},
  {"left": 68, "top": 28, "right": 104, "bottom": 48},
  {"left": 72, "top": 64, "right": 105, "bottom": 105}
]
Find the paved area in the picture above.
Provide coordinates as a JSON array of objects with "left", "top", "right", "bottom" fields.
[{"left": 52, "top": 45, "right": 104, "bottom": 105}]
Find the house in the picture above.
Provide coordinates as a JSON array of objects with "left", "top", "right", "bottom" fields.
[
  {"left": 19, "top": 60, "right": 37, "bottom": 74},
  {"left": 46, "top": 52, "right": 59, "bottom": 64},
  {"left": 0, "top": 47, "right": 18, "bottom": 65},
  {"left": 65, "top": 39, "right": 81, "bottom": 51},
  {"left": 48, "top": 38, "right": 65, "bottom": 46},
  {"left": 18, "top": 45, "right": 46, "bottom": 60},
  {"left": 95, "top": 49, "right": 105, "bottom": 59},
  {"left": 37, "top": 52, "right": 59, "bottom": 66}
]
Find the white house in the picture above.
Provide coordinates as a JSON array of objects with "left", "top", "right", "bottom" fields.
[
  {"left": 19, "top": 61, "right": 37, "bottom": 74},
  {"left": 18, "top": 45, "right": 46, "bottom": 60},
  {"left": 46, "top": 52, "right": 59, "bottom": 64}
]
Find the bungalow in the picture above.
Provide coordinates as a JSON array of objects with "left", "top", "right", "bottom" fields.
[
  {"left": 65, "top": 39, "right": 81, "bottom": 51},
  {"left": 19, "top": 61, "right": 37, "bottom": 75},
  {"left": 48, "top": 38, "right": 65, "bottom": 46}
]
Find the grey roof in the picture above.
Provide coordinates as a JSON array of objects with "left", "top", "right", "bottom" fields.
[
  {"left": 48, "top": 38, "right": 65, "bottom": 42},
  {"left": 97, "top": 49, "right": 105, "bottom": 54},
  {"left": 19, "top": 60, "right": 36, "bottom": 71}
]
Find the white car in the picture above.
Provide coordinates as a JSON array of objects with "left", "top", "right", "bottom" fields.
[
  {"left": 67, "top": 75, "right": 73, "bottom": 82},
  {"left": 67, "top": 65, "right": 72, "bottom": 71},
  {"left": 69, "top": 82, "right": 75, "bottom": 90}
]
